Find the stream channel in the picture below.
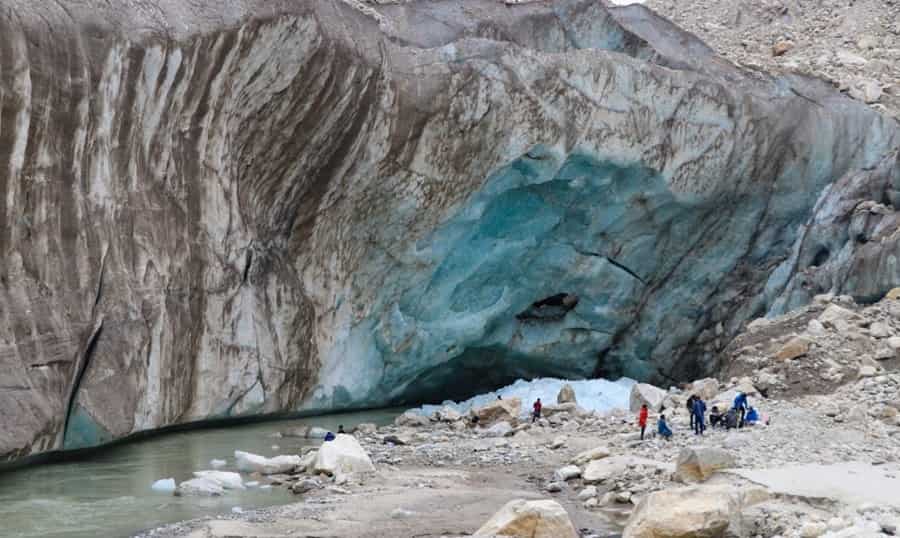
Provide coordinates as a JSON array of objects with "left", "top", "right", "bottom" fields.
[{"left": 0, "top": 409, "right": 400, "bottom": 538}]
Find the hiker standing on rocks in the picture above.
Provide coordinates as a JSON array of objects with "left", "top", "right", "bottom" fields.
[
  {"left": 638, "top": 403, "right": 649, "bottom": 440},
  {"left": 686, "top": 395, "right": 698, "bottom": 430},
  {"left": 692, "top": 396, "right": 707, "bottom": 435},
  {"left": 532, "top": 398, "right": 542, "bottom": 423},
  {"left": 733, "top": 392, "right": 749, "bottom": 428}
]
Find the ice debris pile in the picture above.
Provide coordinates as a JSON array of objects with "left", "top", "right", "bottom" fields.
[{"left": 414, "top": 377, "right": 636, "bottom": 418}]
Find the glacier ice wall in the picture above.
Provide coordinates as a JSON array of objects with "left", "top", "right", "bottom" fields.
[{"left": 0, "top": 0, "right": 898, "bottom": 460}]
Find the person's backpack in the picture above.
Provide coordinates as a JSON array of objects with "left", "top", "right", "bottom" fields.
[{"left": 725, "top": 409, "right": 738, "bottom": 429}]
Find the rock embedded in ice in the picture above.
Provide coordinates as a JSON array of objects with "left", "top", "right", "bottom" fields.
[
  {"left": 234, "top": 450, "right": 302, "bottom": 475},
  {"left": 193, "top": 471, "right": 245, "bottom": 490},
  {"left": 474, "top": 499, "right": 578, "bottom": 538},
  {"left": 629, "top": 383, "right": 667, "bottom": 412},
  {"left": 313, "top": 434, "right": 375, "bottom": 476},
  {"left": 150, "top": 478, "right": 176, "bottom": 493},
  {"left": 556, "top": 384, "right": 576, "bottom": 404},
  {"left": 174, "top": 477, "right": 225, "bottom": 497}
]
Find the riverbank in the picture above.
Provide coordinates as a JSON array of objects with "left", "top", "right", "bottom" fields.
[
  {"left": 136, "top": 379, "right": 900, "bottom": 537},
  {"left": 137, "top": 293, "right": 900, "bottom": 538}
]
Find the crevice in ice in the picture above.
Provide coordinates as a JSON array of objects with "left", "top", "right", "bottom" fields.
[{"left": 515, "top": 293, "right": 579, "bottom": 321}]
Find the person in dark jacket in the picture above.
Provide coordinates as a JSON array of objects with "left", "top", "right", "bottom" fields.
[
  {"left": 692, "top": 397, "right": 707, "bottom": 435},
  {"left": 532, "top": 398, "right": 542, "bottom": 423},
  {"left": 686, "top": 395, "right": 698, "bottom": 430}
]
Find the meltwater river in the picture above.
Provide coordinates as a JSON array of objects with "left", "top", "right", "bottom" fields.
[{"left": 0, "top": 409, "right": 399, "bottom": 538}]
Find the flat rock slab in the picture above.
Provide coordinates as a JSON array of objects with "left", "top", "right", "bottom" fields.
[{"left": 729, "top": 462, "right": 900, "bottom": 508}]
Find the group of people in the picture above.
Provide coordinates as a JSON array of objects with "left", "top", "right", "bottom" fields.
[{"left": 635, "top": 391, "right": 759, "bottom": 440}]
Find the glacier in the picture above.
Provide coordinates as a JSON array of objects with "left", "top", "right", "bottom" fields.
[{"left": 0, "top": 0, "right": 898, "bottom": 461}]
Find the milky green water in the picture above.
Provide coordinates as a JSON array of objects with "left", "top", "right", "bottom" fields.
[{"left": 0, "top": 409, "right": 400, "bottom": 538}]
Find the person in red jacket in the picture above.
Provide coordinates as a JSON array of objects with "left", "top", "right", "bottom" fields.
[
  {"left": 638, "top": 403, "right": 649, "bottom": 440},
  {"left": 532, "top": 398, "right": 542, "bottom": 423}
]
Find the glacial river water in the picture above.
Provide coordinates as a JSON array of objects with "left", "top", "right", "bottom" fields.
[{"left": 0, "top": 409, "right": 400, "bottom": 538}]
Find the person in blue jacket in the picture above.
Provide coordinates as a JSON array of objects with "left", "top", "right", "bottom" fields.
[
  {"left": 657, "top": 414, "right": 673, "bottom": 440},
  {"left": 324, "top": 431, "right": 336, "bottom": 442},
  {"left": 733, "top": 392, "right": 749, "bottom": 428},
  {"left": 692, "top": 397, "right": 707, "bottom": 435}
]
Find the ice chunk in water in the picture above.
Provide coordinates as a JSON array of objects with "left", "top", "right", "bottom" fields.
[
  {"left": 414, "top": 377, "right": 635, "bottom": 417},
  {"left": 150, "top": 478, "right": 176, "bottom": 493},
  {"left": 193, "top": 470, "right": 244, "bottom": 490},
  {"left": 209, "top": 458, "right": 227, "bottom": 468}
]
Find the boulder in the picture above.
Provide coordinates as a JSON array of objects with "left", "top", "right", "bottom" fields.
[
  {"left": 473, "top": 499, "right": 578, "bottom": 538},
  {"left": 383, "top": 434, "right": 410, "bottom": 446},
  {"left": 885, "top": 288, "right": 900, "bottom": 301},
  {"left": 623, "top": 485, "right": 769, "bottom": 538},
  {"left": 629, "top": 383, "right": 666, "bottom": 412},
  {"left": 541, "top": 402, "right": 580, "bottom": 418},
  {"left": 689, "top": 378, "right": 719, "bottom": 401},
  {"left": 887, "top": 336, "right": 900, "bottom": 351},
  {"left": 313, "top": 434, "right": 375, "bottom": 476},
  {"left": 674, "top": 447, "right": 735, "bottom": 483},
  {"left": 234, "top": 450, "right": 302, "bottom": 475},
  {"left": 775, "top": 336, "right": 812, "bottom": 360},
  {"left": 819, "top": 304, "right": 857, "bottom": 329},
  {"left": 849, "top": 79, "right": 882, "bottom": 104},
  {"left": 554, "top": 465, "right": 581, "bottom": 481},
  {"left": 394, "top": 411, "right": 431, "bottom": 427},
  {"left": 480, "top": 420, "right": 513, "bottom": 438},
  {"left": 150, "top": 478, "right": 176, "bottom": 493},
  {"left": 174, "top": 477, "right": 225, "bottom": 497},
  {"left": 578, "top": 485, "right": 598, "bottom": 500},
  {"left": 772, "top": 40, "right": 793, "bottom": 56},
  {"left": 550, "top": 436, "right": 566, "bottom": 449},
  {"left": 869, "top": 322, "right": 892, "bottom": 339},
  {"left": 434, "top": 406, "right": 462, "bottom": 422},
  {"left": 353, "top": 423, "right": 377, "bottom": 435},
  {"left": 557, "top": 384, "right": 577, "bottom": 404},
  {"left": 572, "top": 446, "right": 611, "bottom": 465},
  {"left": 192, "top": 470, "right": 245, "bottom": 490},
  {"left": 473, "top": 397, "right": 521, "bottom": 426},
  {"left": 291, "top": 477, "right": 321, "bottom": 495},
  {"left": 583, "top": 458, "right": 626, "bottom": 484}
]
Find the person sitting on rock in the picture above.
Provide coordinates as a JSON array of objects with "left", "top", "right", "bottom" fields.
[
  {"left": 658, "top": 414, "right": 673, "bottom": 440},
  {"left": 532, "top": 398, "right": 542, "bottom": 423},
  {"left": 733, "top": 392, "right": 749, "bottom": 428},
  {"left": 692, "top": 397, "right": 707, "bottom": 436},
  {"left": 745, "top": 407, "right": 759, "bottom": 425},
  {"left": 638, "top": 404, "right": 649, "bottom": 440},
  {"left": 709, "top": 405, "right": 724, "bottom": 428},
  {"left": 337, "top": 425, "right": 345, "bottom": 434}
]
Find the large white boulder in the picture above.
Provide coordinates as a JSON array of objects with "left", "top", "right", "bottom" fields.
[
  {"left": 313, "top": 434, "right": 375, "bottom": 476},
  {"left": 174, "top": 477, "right": 225, "bottom": 497},
  {"left": 624, "top": 485, "right": 770, "bottom": 538},
  {"left": 193, "top": 470, "right": 245, "bottom": 490},
  {"left": 629, "top": 383, "right": 666, "bottom": 412},
  {"left": 674, "top": 447, "right": 736, "bottom": 483},
  {"left": 473, "top": 499, "right": 578, "bottom": 538},
  {"left": 583, "top": 458, "right": 627, "bottom": 484},
  {"left": 688, "top": 378, "right": 720, "bottom": 400},
  {"left": 234, "top": 450, "right": 302, "bottom": 475}
]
